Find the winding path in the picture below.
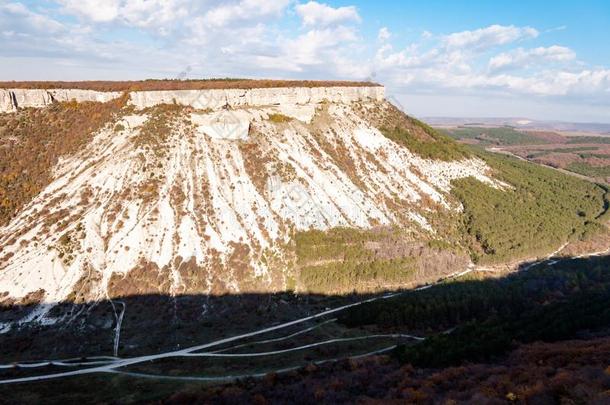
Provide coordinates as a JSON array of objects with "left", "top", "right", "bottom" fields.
[
  {"left": 1, "top": 249, "right": 607, "bottom": 385},
  {"left": 0, "top": 276, "right": 446, "bottom": 384}
]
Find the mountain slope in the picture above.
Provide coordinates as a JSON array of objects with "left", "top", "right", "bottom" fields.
[
  {"left": 0, "top": 85, "right": 608, "bottom": 337},
  {"left": 0, "top": 92, "right": 506, "bottom": 321}
]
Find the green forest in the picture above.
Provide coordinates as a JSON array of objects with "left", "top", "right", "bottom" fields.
[
  {"left": 296, "top": 121, "right": 610, "bottom": 294},
  {"left": 341, "top": 255, "right": 610, "bottom": 367},
  {"left": 451, "top": 150, "right": 609, "bottom": 263},
  {"left": 443, "top": 126, "right": 546, "bottom": 145},
  {"left": 567, "top": 162, "right": 610, "bottom": 178},
  {"left": 296, "top": 228, "right": 417, "bottom": 293}
]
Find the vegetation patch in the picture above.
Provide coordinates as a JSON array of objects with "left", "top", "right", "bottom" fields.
[
  {"left": 566, "top": 161, "right": 610, "bottom": 178},
  {"left": 444, "top": 126, "right": 549, "bottom": 146},
  {"left": 567, "top": 136, "right": 610, "bottom": 144},
  {"left": 295, "top": 227, "right": 468, "bottom": 294},
  {"left": 0, "top": 79, "right": 381, "bottom": 91},
  {"left": 54, "top": 222, "right": 85, "bottom": 266},
  {"left": 132, "top": 104, "right": 184, "bottom": 154},
  {"left": 267, "top": 113, "right": 292, "bottom": 123},
  {"left": 0, "top": 98, "right": 126, "bottom": 226},
  {"left": 397, "top": 289, "right": 610, "bottom": 367},
  {"left": 296, "top": 227, "right": 416, "bottom": 293},
  {"left": 451, "top": 149, "right": 609, "bottom": 263},
  {"left": 525, "top": 146, "right": 599, "bottom": 158},
  {"left": 341, "top": 255, "right": 610, "bottom": 367},
  {"left": 380, "top": 123, "right": 469, "bottom": 161},
  {"left": 352, "top": 102, "right": 469, "bottom": 161}
]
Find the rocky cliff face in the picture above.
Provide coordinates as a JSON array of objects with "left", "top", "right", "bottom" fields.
[
  {"left": 0, "top": 86, "right": 505, "bottom": 330},
  {"left": 128, "top": 86, "right": 385, "bottom": 109},
  {"left": 0, "top": 89, "right": 123, "bottom": 112},
  {"left": 0, "top": 86, "right": 383, "bottom": 113}
]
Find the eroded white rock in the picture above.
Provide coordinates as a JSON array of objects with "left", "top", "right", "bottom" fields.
[
  {"left": 128, "top": 86, "right": 385, "bottom": 110},
  {"left": 0, "top": 97, "right": 506, "bottom": 327},
  {"left": 0, "top": 89, "right": 123, "bottom": 112}
]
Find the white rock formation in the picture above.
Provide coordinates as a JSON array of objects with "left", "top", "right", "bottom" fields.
[
  {"left": 0, "top": 90, "right": 14, "bottom": 113},
  {"left": 128, "top": 86, "right": 385, "bottom": 109},
  {"left": 191, "top": 110, "right": 252, "bottom": 140},
  {"left": 0, "top": 89, "right": 123, "bottom": 112},
  {"left": 0, "top": 86, "right": 384, "bottom": 113},
  {"left": 0, "top": 98, "right": 506, "bottom": 324}
]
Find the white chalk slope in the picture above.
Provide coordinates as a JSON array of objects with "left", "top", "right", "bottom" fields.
[{"left": 0, "top": 97, "right": 505, "bottom": 325}]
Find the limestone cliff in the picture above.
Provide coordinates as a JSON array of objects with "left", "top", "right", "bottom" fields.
[
  {"left": 0, "top": 89, "right": 123, "bottom": 112},
  {"left": 0, "top": 84, "right": 506, "bottom": 330}
]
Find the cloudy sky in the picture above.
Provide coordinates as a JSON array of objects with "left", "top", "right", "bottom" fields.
[{"left": 1, "top": 0, "right": 609, "bottom": 122}]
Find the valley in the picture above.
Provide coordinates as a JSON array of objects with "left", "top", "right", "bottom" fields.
[
  {"left": 1, "top": 248, "right": 608, "bottom": 403},
  {"left": 441, "top": 124, "right": 610, "bottom": 184}
]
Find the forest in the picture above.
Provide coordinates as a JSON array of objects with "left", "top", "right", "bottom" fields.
[
  {"left": 443, "top": 126, "right": 547, "bottom": 145},
  {"left": 451, "top": 150, "right": 609, "bottom": 263},
  {"left": 341, "top": 255, "right": 610, "bottom": 367}
]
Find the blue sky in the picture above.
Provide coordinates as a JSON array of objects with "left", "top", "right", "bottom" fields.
[{"left": 1, "top": 0, "right": 609, "bottom": 122}]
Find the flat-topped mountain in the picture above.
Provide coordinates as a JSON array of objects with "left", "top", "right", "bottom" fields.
[
  {"left": 0, "top": 79, "right": 380, "bottom": 92},
  {"left": 0, "top": 80, "right": 607, "bottom": 363},
  {"left": 0, "top": 82, "right": 498, "bottom": 309}
]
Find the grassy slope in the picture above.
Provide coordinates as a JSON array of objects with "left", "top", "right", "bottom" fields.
[
  {"left": 380, "top": 117, "right": 470, "bottom": 161},
  {"left": 567, "top": 162, "right": 610, "bottom": 178},
  {"left": 295, "top": 228, "right": 417, "bottom": 294},
  {"left": 389, "top": 117, "right": 609, "bottom": 265}
]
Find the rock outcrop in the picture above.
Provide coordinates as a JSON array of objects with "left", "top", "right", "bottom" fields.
[
  {"left": 0, "top": 86, "right": 384, "bottom": 113},
  {"left": 128, "top": 86, "right": 385, "bottom": 110},
  {"left": 0, "top": 89, "right": 123, "bottom": 112},
  {"left": 0, "top": 97, "right": 506, "bottom": 321}
]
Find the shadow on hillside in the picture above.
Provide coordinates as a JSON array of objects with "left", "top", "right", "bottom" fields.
[{"left": 1, "top": 254, "right": 609, "bottom": 364}]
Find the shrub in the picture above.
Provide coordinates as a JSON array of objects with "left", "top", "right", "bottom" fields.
[{"left": 267, "top": 113, "right": 292, "bottom": 123}]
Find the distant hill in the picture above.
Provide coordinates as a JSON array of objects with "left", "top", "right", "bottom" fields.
[{"left": 425, "top": 116, "right": 610, "bottom": 135}]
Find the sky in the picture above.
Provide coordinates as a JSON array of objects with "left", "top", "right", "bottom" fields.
[{"left": 1, "top": 0, "right": 609, "bottom": 122}]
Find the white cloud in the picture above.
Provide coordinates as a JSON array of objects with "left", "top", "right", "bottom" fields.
[
  {"left": 257, "top": 25, "right": 359, "bottom": 72},
  {"left": 119, "top": 0, "right": 190, "bottom": 30},
  {"left": 444, "top": 24, "right": 539, "bottom": 51},
  {"left": 56, "top": 0, "right": 194, "bottom": 35},
  {"left": 2, "top": 2, "right": 609, "bottom": 120},
  {"left": 56, "top": 0, "right": 121, "bottom": 23},
  {"left": 489, "top": 46, "right": 576, "bottom": 71},
  {"left": 376, "top": 43, "right": 438, "bottom": 69},
  {"left": 1, "top": 2, "right": 65, "bottom": 33},
  {"left": 202, "top": 0, "right": 290, "bottom": 28},
  {"left": 378, "top": 27, "right": 391, "bottom": 41},
  {"left": 56, "top": 0, "right": 290, "bottom": 32},
  {"left": 296, "top": 1, "right": 361, "bottom": 27},
  {"left": 371, "top": 23, "right": 610, "bottom": 103}
]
